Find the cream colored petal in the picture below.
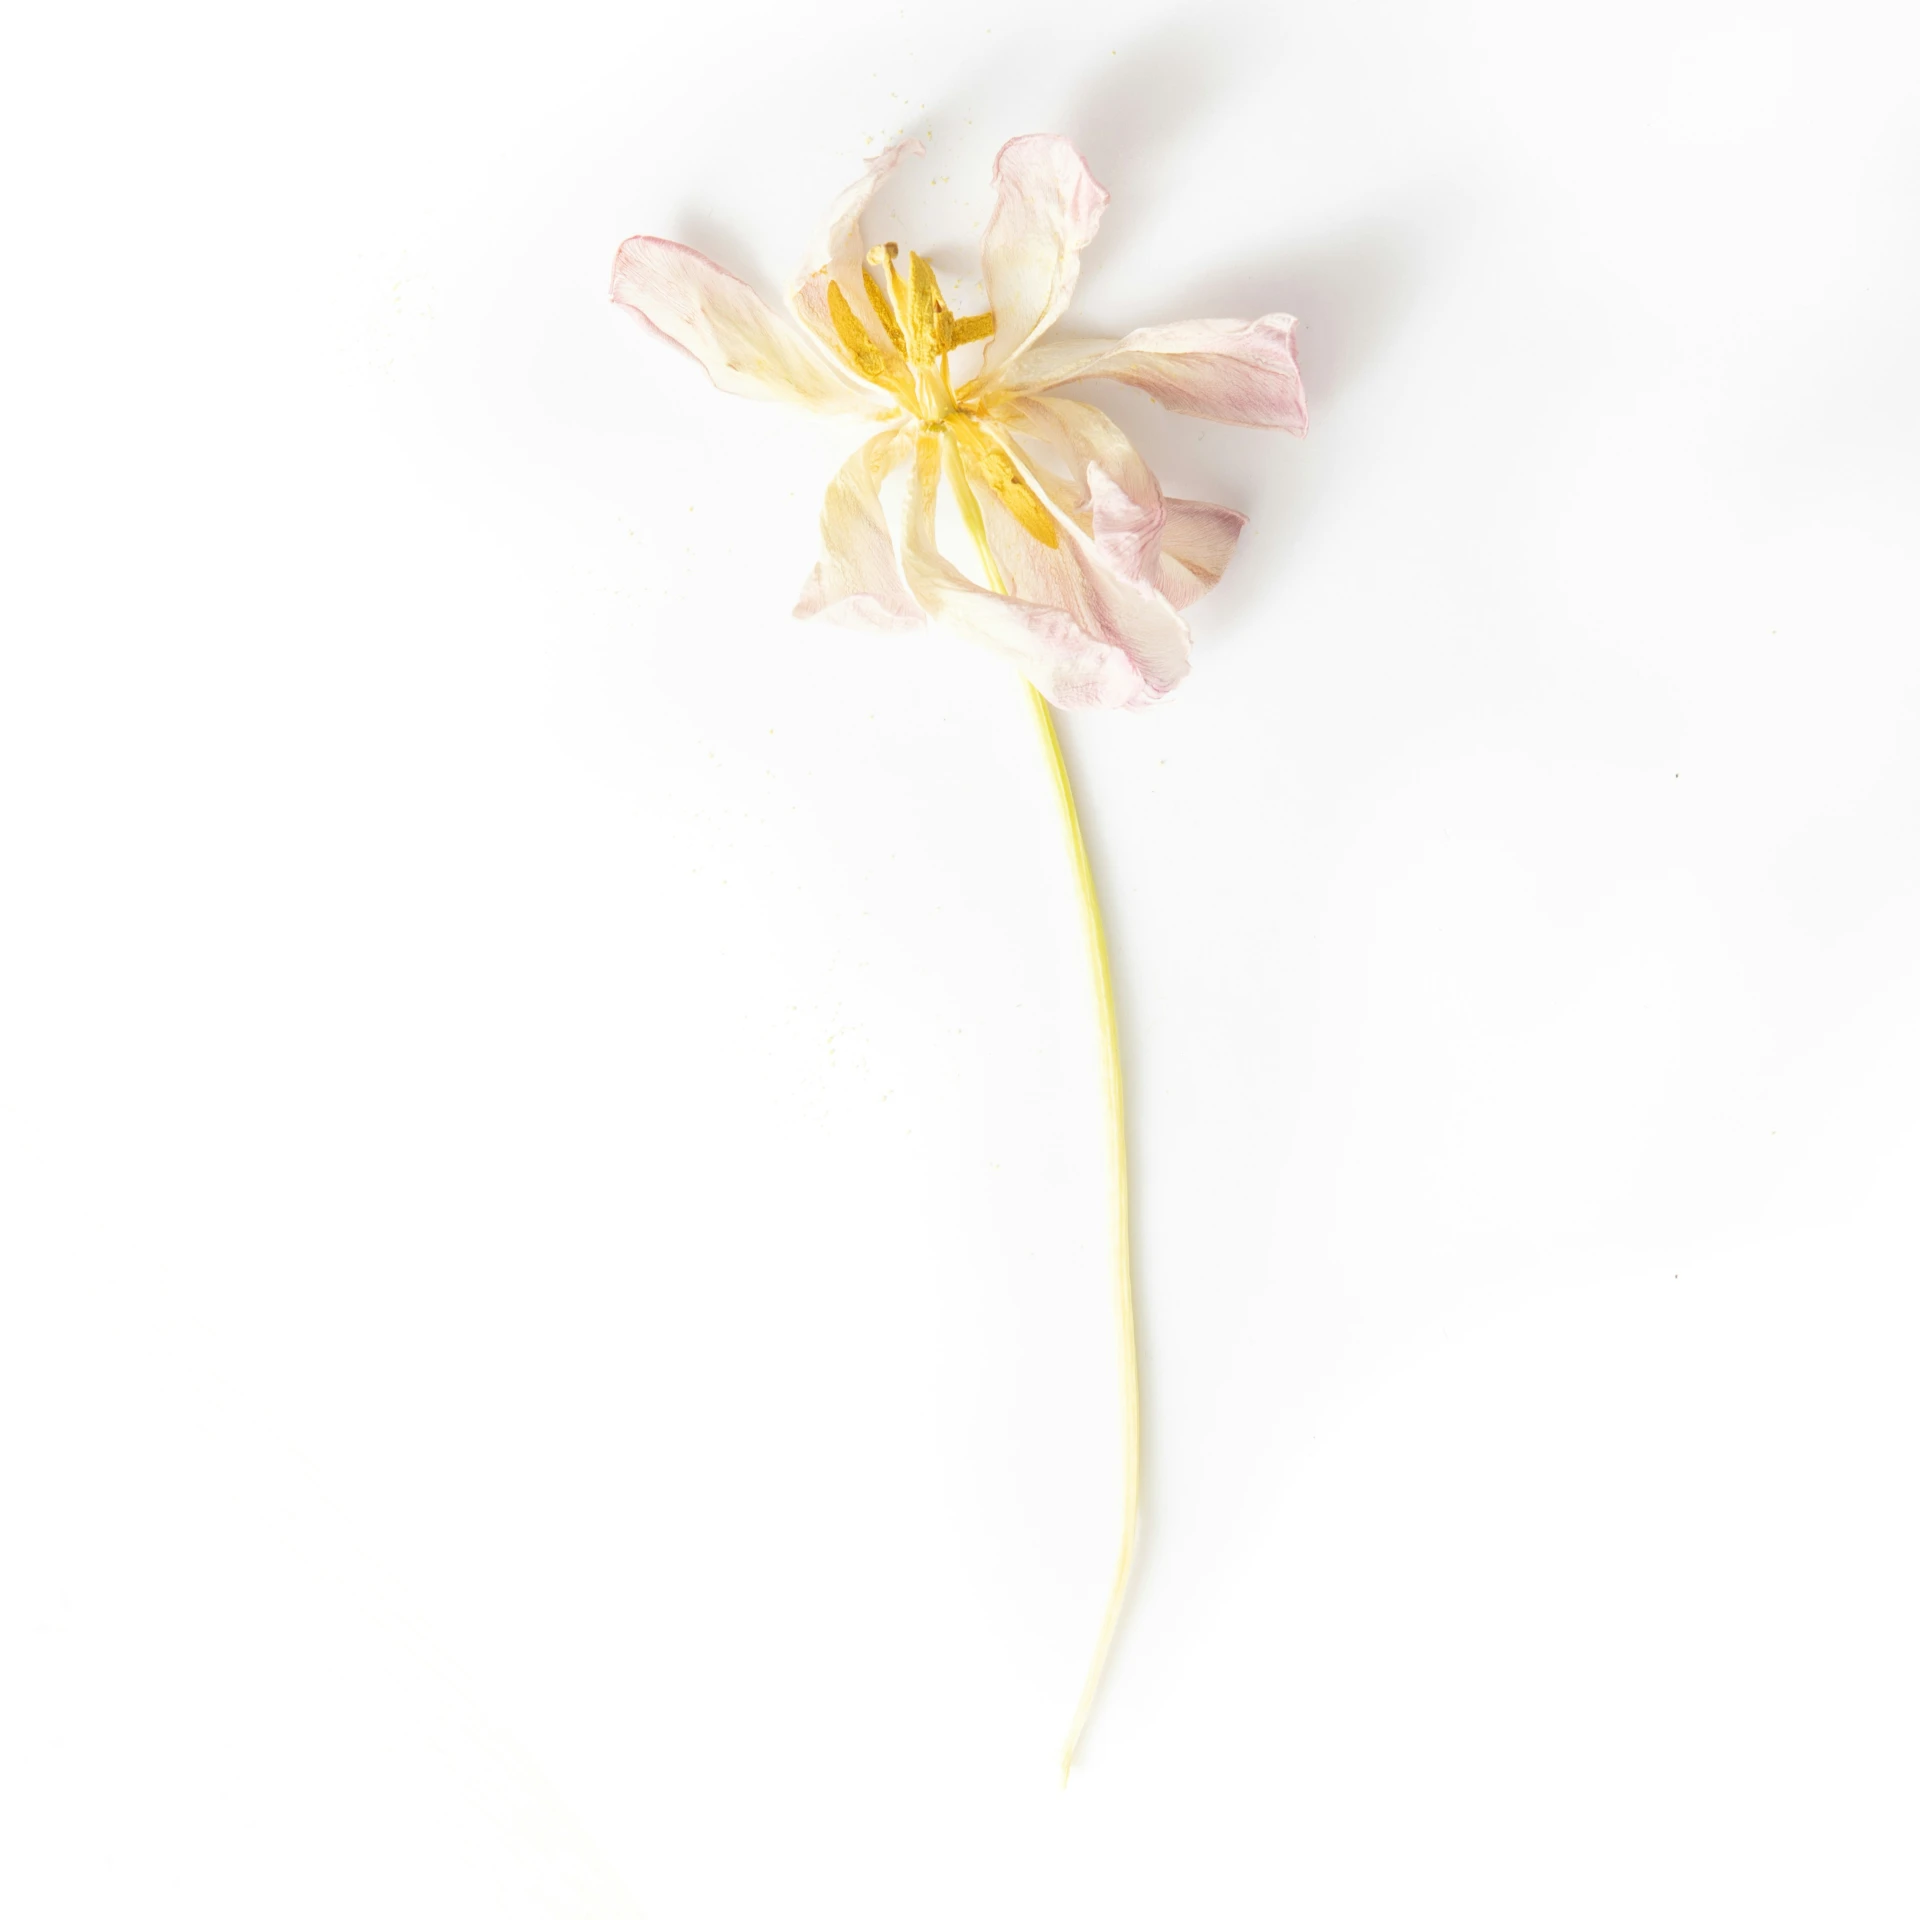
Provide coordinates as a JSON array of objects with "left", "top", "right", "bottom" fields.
[
  {"left": 897, "top": 433, "right": 1165, "bottom": 711},
  {"left": 967, "top": 426, "right": 1191, "bottom": 705},
  {"left": 994, "top": 400, "right": 1244, "bottom": 608},
  {"left": 976, "top": 135, "right": 1109, "bottom": 380},
  {"left": 1154, "top": 498, "right": 1247, "bottom": 609},
  {"left": 996, "top": 394, "right": 1167, "bottom": 589},
  {"left": 793, "top": 426, "right": 923, "bottom": 634},
  {"left": 991, "top": 314, "right": 1309, "bottom": 430},
  {"left": 611, "top": 236, "right": 877, "bottom": 413},
  {"left": 789, "top": 139, "right": 923, "bottom": 373}
]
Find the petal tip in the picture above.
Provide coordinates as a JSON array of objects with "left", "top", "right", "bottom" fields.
[
  {"left": 993, "top": 132, "right": 1110, "bottom": 212},
  {"left": 1257, "top": 313, "right": 1309, "bottom": 433}
]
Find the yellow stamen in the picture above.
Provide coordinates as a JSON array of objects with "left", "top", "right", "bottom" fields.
[
  {"left": 860, "top": 265, "right": 908, "bottom": 356},
  {"left": 826, "top": 278, "right": 893, "bottom": 386},
  {"left": 867, "top": 241, "right": 909, "bottom": 326},
  {"left": 904, "top": 250, "right": 951, "bottom": 364},
  {"left": 952, "top": 418, "right": 1059, "bottom": 549},
  {"left": 845, "top": 241, "right": 996, "bottom": 425}
]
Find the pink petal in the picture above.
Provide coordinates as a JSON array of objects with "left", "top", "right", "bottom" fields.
[
  {"left": 897, "top": 427, "right": 1192, "bottom": 710},
  {"left": 993, "top": 314, "right": 1309, "bottom": 431},
  {"left": 976, "top": 135, "right": 1109, "bottom": 380},
  {"left": 1001, "top": 398, "right": 1247, "bottom": 606},
  {"left": 611, "top": 237, "right": 877, "bottom": 413},
  {"left": 996, "top": 394, "right": 1168, "bottom": 589},
  {"left": 789, "top": 139, "right": 923, "bottom": 373},
  {"left": 896, "top": 436, "right": 1168, "bottom": 710},
  {"left": 969, "top": 428, "right": 1191, "bottom": 706},
  {"left": 1155, "top": 498, "right": 1247, "bottom": 609},
  {"left": 793, "top": 427, "right": 923, "bottom": 633}
]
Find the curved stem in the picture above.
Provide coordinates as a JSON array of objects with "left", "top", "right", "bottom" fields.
[
  {"left": 942, "top": 447, "right": 1139, "bottom": 1782},
  {"left": 1025, "top": 681, "right": 1139, "bottom": 1786}
]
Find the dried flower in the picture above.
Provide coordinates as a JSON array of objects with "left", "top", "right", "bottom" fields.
[
  {"left": 611, "top": 135, "right": 1306, "bottom": 1781},
  {"left": 613, "top": 135, "right": 1305, "bottom": 709}
]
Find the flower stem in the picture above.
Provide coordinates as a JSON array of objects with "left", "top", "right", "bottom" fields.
[
  {"left": 1022, "top": 680, "right": 1139, "bottom": 1788},
  {"left": 946, "top": 465, "right": 1139, "bottom": 1781}
]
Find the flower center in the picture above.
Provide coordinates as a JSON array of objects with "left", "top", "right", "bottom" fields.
[
  {"left": 821, "top": 249, "right": 1058, "bottom": 552},
  {"left": 824, "top": 244, "right": 995, "bottom": 424}
]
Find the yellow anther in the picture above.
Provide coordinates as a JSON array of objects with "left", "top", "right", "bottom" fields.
[
  {"left": 948, "top": 311, "right": 996, "bottom": 348},
  {"left": 825, "top": 278, "right": 891, "bottom": 385},
  {"left": 867, "top": 241, "right": 909, "bottom": 324},
  {"left": 953, "top": 417, "right": 1059, "bottom": 548},
  {"left": 904, "top": 250, "right": 952, "bottom": 364},
  {"left": 860, "top": 266, "right": 907, "bottom": 355}
]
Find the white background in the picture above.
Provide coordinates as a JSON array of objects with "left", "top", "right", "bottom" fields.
[{"left": 5, "top": 1, "right": 1918, "bottom": 1913}]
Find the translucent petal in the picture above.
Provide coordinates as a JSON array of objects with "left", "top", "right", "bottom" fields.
[
  {"left": 995, "top": 395, "right": 1167, "bottom": 588},
  {"left": 901, "top": 427, "right": 1191, "bottom": 711},
  {"left": 793, "top": 427, "right": 922, "bottom": 634},
  {"left": 976, "top": 135, "right": 1109, "bottom": 380},
  {"left": 789, "top": 140, "right": 923, "bottom": 388},
  {"left": 611, "top": 237, "right": 877, "bottom": 413},
  {"left": 991, "top": 314, "right": 1309, "bottom": 431},
  {"left": 1154, "top": 498, "right": 1248, "bottom": 609}
]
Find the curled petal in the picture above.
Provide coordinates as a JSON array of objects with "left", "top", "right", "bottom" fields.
[
  {"left": 997, "top": 397, "right": 1248, "bottom": 607},
  {"left": 910, "top": 427, "right": 1191, "bottom": 709},
  {"left": 612, "top": 237, "right": 877, "bottom": 413},
  {"left": 899, "top": 435, "right": 1169, "bottom": 711},
  {"left": 1154, "top": 498, "right": 1247, "bottom": 609},
  {"left": 996, "top": 395, "right": 1167, "bottom": 588},
  {"left": 977, "top": 135, "right": 1109, "bottom": 379},
  {"left": 991, "top": 314, "right": 1309, "bottom": 431},
  {"left": 790, "top": 139, "right": 923, "bottom": 383},
  {"left": 793, "top": 427, "right": 923, "bottom": 633},
  {"left": 970, "top": 428, "right": 1191, "bottom": 705}
]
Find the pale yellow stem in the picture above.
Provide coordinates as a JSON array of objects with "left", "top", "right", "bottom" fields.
[
  {"left": 1027, "top": 680, "right": 1138, "bottom": 1787},
  {"left": 943, "top": 441, "right": 1139, "bottom": 1784}
]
